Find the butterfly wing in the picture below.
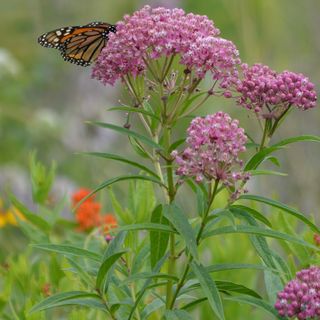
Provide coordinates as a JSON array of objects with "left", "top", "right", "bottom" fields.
[{"left": 38, "top": 22, "right": 116, "bottom": 66}]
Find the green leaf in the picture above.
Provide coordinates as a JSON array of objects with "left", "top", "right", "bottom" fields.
[
  {"left": 182, "top": 279, "right": 261, "bottom": 299},
  {"left": 128, "top": 255, "right": 168, "bottom": 320},
  {"left": 181, "top": 297, "right": 207, "bottom": 311},
  {"left": 165, "top": 309, "right": 193, "bottom": 320},
  {"left": 102, "top": 231, "right": 127, "bottom": 261},
  {"left": 107, "top": 106, "right": 160, "bottom": 121},
  {"left": 90, "top": 122, "right": 163, "bottom": 149},
  {"left": 76, "top": 175, "right": 166, "bottom": 209},
  {"left": 187, "top": 263, "right": 271, "bottom": 278},
  {"left": 230, "top": 208, "right": 278, "bottom": 269},
  {"left": 215, "top": 281, "right": 261, "bottom": 299},
  {"left": 131, "top": 178, "right": 156, "bottom": 223},
  {"left": 29, "top": 151, "right": 56, "bottom": 205},
  {"left": 128, "top": 136, "right": 152, "bottom": 159},
  {"left": 245, "top": 135, "right": 320, "bottom": 171},
  {"left": 9, "top": 194, "right": 51, "bottom": 233},
  {"left": 272, "top": 134, "right": 320, "bottom": 147},
  {"left": 204, "top": 225, "right": 319, "bottom": 250},
  {"left": 230, "top": 205, "right": 272, "bottom": 227},
  {"left": 264, "top": 269, "right": 283, "bottom": 304},
  {"left": 223, "top": 296, "right": 283, "bottom": 319},
  {"left": 117, "top": 223, "right": 176, "bottom": 234},
  {"left": 163, "top": 204, "right": 198, "bottom": 261},
  {"left": 45, "top": 298, "right": 108, "bottom": 312},
  {"left": 66, "top": 257, "right": 95, "bottom": 287},
  {"left": 80, "top": 152, "right": 159, "bottom": 178},
  {"left": 239, "top": 194, "right": 320, "bottom": 233},
  {"left": 179, "top": 92, "right": 207, "bottom": 115},
  {"left": 190, "top": 261, "right": 225, "bottom": 320},
  {"left": 247, "top": 169, "right": 287, "bottom": 177},
  {"left": 32, "top": 244, "right": 101, "bottom": 262},
  {"left": 244, "top": 146, "right": 282, "bottom": 171},
  {"left": 108, "top": 188, "right": 132, "bottom": 224},
  {"left": 141, "top": 298, "right": 164, "bottom": 319},
  {"left": 29, "top": 291, "right": 104, "bottom": 314},
  {"left": 169, "top": 138, "right": 186, "bottom": 152},
  {"left": 150, "top": 205, "right": 170, "bottom": 268},
  {"left": 96, "top": 251, "right": 126, "bottom": 291},
  {"left": 122, "top": 272, "right": 178, "bottom": 284}
]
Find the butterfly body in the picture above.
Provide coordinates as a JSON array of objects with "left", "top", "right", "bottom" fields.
[{"left": 38, "top": 22, "right": 116, "bottom": 66}]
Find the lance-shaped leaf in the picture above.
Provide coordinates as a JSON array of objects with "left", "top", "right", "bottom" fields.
[
  {"left": 165, "top": 309, "right": 193, "bottom": 320},
  {"left": 29, "top": 291, "right": 106, "bottom": 314},
  {"left": 150, "top": 205, "right": 170, "bottom": 268},
  {"left": 80, "top": 152, "right": 159, "bottom": 178},
  {"left": 108, "top": 106, "right": 160, "bottom": 121},
  {"left": 204, "top": 225, "right": 319, "bottom": 251},
  {"left": 239, "top": 194, "right": 320, "bottom": 233},
  {"left": 163, "top": 204, "right": 198, "bottom": 261},
  {"left": 190, "top": 261, "right": 225, "bottom": 320},
  {"left": 74, "top": 175, "right": 167, "bottom": 210},
  {"left": 89, "top": 122, "right": 163, "bottom": 150},
  {"left": 32, "top": 244, "right": 101, "bottom": 262},
  {"left": 9, "top": 193, "right": 51, "bottom": 233},
  {"left": 96, "top": 250, "right": 127, "bottom": 291}
]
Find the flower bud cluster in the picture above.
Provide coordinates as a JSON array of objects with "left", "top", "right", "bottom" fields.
[
  {"left": 237, "top": 63, "right": 317, "bottom": 117},
  {"left": 172, "top": 112, "right": 249, "bottom": 193},
  {"left": 92, "top": 6, "right": 240, "bottom": 87},
  {"left": 275, "top": 266, "right": 320, "bottom": 319}
]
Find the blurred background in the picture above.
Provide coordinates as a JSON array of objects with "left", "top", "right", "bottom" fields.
[{"left": 0, "top": 1, "right": 319, "bottom": 319}]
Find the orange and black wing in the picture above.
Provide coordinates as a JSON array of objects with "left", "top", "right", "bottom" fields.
[{"left": 38, "top": 22, "right": 116, "bottom": 66}]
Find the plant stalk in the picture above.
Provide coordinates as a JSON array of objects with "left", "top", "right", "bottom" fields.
[{"left": 169, "top": 179, "right": 219, "bottom": 309}]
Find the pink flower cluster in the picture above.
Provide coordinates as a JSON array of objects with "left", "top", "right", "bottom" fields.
[
  {"left": 275, "top": 266, "right": 320, "bottom": 319},
  {"left": 237, "top": 63, "right": 317, "bottom": 117},
  {"left": 172, "top": 112, "right": 249, "bottom": 191},
  {"left": 92, "top": 6, "right": 241, "bottom": 86}
]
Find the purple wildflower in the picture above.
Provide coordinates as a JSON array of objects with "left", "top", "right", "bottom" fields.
[
  {"left": 236, "top": 63, "right": 317, "bottom": 118},
  {"left": 172, "top": 112, "right": 249, "bottom": 195},
  {"left": 275, "top": 266, "right": 320, "bottom": 319},
  {"left": 92, "top": 6, "right": 241, "bottom": 87}
]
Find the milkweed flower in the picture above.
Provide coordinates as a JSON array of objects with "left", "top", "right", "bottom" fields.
[
  {"left": 237, "top": 63, "right": 317, "bottom": 118},
  {"left": 92, "top": 6, "right": 240, "bottom": 87},
  {"left": 274, "top": 266, "right": 320, "bottom": 319},
  {"left": 172, "top": 112, "right": 249, "bottom": 196}
]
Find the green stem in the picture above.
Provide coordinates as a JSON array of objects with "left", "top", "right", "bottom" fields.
[
  {"left": 143, "top": 57, "right": 161, "bottom": 83},
  {"left": 161, "top": 54, "right": 176, "bottom": 83},
  {"left": 169, "top": 179, "right": 219, "bottom": 309},
  {"left": 178, "top": 93, "right": 210, "bottom": 119},
  {"left": 163, "top": 124, "right": 177, "bottom": 308},
  {"left": 168, "top": 73, "right": 188, "bottom": 123},
  {"left": 259, "top": 119, "right": 271, "bottom": 151},
  {"left": 269, "top": 104, "right": 292, "bottom": 137}
]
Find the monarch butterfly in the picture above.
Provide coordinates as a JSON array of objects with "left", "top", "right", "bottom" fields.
[{"left": 38, "top": 22, "right": 116, "bottom": 66}]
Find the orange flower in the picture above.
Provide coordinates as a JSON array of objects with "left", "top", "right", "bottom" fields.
[
  {"left": 314, "top": 234, "right": 320, "bottom": 246},
  {"left": 42, "top": 283, "right": 51, "bottom": 297},
  {"left": 72, "top": 189, "right": 118, "bottom": 235},
  {"left": 101, "top": 213, "right": 118, "bottom": 234},
  {"left": 75, "top": 202, "right": 101, "bottom": 231},
  {"left": 72, "top": 188, "right": 95, "bottom": 207}
]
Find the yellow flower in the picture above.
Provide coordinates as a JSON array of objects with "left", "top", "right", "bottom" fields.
[
  {"left": 0, "top": 199, "right": 25, "bottom": 228},
  {"left": 0, "top": 214, "right": 7, "bottom": 228}
]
